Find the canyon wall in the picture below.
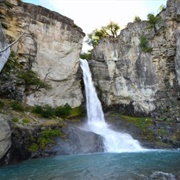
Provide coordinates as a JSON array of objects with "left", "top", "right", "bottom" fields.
[
  {"left": 90, "top": 0, "right": 180, "bottom": 120},
  {"left": 0, "top": 0, "right": 85, "bottom": 107}
]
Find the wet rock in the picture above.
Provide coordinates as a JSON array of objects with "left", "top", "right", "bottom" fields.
[
  {"left": 55, "top": 124, "right": 104, "bottom": 155},
  {"left": 0, "top": 115, "right": 11, "bottom": 165},
  {"left": 149, "top": 171, "right": 176, "bottom": 180}
]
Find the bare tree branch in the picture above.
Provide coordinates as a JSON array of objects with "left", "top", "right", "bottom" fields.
[{"left": 0, "top": 32, "right": 25, "bottom": 53}]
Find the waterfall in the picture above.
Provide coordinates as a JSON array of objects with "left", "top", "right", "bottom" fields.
[{"left": 80, "top": 59, "right": 144, "bottom": 152}]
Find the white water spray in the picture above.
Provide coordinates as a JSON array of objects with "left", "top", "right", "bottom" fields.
[{"left": 80, "top": 59, "right": 144, "bottom": 152}]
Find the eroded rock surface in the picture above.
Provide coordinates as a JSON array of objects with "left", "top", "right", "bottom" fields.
[
  {"left": 0, "top": 115, "right": 11, "bottom": 163},
  {"left": 90, "top": 0, "right": 180, "bottom": 119},
  {"left": 0, "top": 0, "right": 85, "bottom": 107}
]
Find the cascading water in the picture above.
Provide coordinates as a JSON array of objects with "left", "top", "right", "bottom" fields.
[{"left": 80, "top": 59, "right": 144, "bottom": 152}]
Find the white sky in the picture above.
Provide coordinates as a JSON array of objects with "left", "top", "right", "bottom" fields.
[{"left": 23, "top": 0, "right": 167, "bottom": 51}]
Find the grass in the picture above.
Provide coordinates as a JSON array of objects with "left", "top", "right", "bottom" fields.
[
  {"left": 10, "top": 101, "right": 25, "bottom": 112},
  {"left": 12, "top": 117, "right": 19, "bottom": 123},
  {"left": 22, "top": 118, "right": 31, "bottom": 124},
  {"left": 122, "top": 115, "right": 153, "bottom": 131},
  {"left": 121, "top": 115, "right": 156, "bottom": 142}
]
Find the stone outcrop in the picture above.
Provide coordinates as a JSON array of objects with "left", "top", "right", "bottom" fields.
[
  {"left": 0, "top": 115, "right": 11, "bottom": 164},
  {"left": 0, "top": 0, "right": 85, "bottom": 107},
  {"left": 90, "top": 0, "right": 180, "bottom": 119},
  {"left": 55, "top": 124, "right": 103, "bottom": 155}
]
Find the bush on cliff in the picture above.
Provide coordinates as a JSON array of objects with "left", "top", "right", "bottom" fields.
[
  {"left": 55, "top": 104, "right": 72, "bottom": 118},
  {"left": 139, "top": 36, "right": 152, "bottom": 52},
  {"left": 32, "top": 104, "right": 76, "bottom": 119}
]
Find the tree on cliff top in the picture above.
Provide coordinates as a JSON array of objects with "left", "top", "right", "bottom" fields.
[
  {"left": 86, "top": 21, "right": 120, "bottom": 47},
  {"left": 146, "top": 13, "right": 162, "bottom": 33}
]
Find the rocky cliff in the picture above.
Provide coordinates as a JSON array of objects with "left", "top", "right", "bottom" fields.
[
  {"left": 0, "top": 0, "right": 85, "bottom": 107},
  {"left": 0, "top": 115, "right": 11, "bottom": 164},
  {"left": 0, "top": 0, "right": 86, "bottom": 165},
  {"left": 91, "top": 0, "right": 180, "bottom": 121}
]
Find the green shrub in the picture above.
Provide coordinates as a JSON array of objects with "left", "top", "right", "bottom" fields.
[
  {"left": 32, "top": 105, "right": 43, "bottom": 114},
  {"left": 134, "top": 16, "right": 141, "bottom": 23},
  {"left": 0, "top": 100, "right": 5, "bottom": 109},
  {"left": 22, "top": 118, "right": 31, "bottom": 124},
  {"left": 39, "top": 129, "right": 62, "bottom": 148},
  {"left": 38, "top": 136, "right": 52, "bottom": 148},
  {"left": 70, "top": 106, "right": 85, "bottom": 117},
  {"left": 32, "top": 105, "right": 54, "bottom": 118},
  {"left": 28, "top": 143, "right": 39, "bottom": 152},
  {"left": 11, "top": 101, "right": 25, "bottom": 112},
  {"left": 28, "top": 129, "right": 64, "bottom": 152},
  {"left": 55, "top": 104, "right": 72, "bottom": 118},
  {"left": 41, "top": 129, "right": 62, "bottom": 138},
  {"left": 12, "top": 117, "right": 19, "bottom": 123},
  {"left": 41, "top": 105, "right": 54, "bottom": 118},
  {"left": 80, "top": 52, "right": 92, "bottom": 60},
  {"left": 139, "top": 36, "right": 153, "bottom": 52}
]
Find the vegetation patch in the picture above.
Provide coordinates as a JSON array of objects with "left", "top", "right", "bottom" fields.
[
  {"left": 22, "top": 118, "right": 31, "bottom": 124},
  {"left": 28, "top": 129, "right": 65, "bottom": 152},
  {"left": 134, "top": 16, "right": 141, "bottom": 23},
  {"left": 80, "top": 51, "right": 92, "bottom": 60},
  {"left": 0, "top": 100, "right": 5, "bottom": 109},
  {"left": 121, "top": 115, "right": 155, "bottom": 141},
  {"left": 122, "top": 115, "right": 152, "bottom": 130},
  {"left": 32, "top": 105, "right": 54, "bottom": 118},
  {"left": 28, "top": 143, "right": 39, "bottom": 152},
  {"left": 12, "top": 117, "right": 19, "bottom": 123},
  {"left": 32, "top": 104, "right": 84, "bottom": 120},
  {"left": 10, "top": 101, "right": 25, "bottom": 112},
  {"left": 54, "top": 104, "right": 72, "bottom": 118},
  {"left": 139, "top": 36, "right": 153, "bottom": 53},
  {"left": 70, "top": 106, "right": 85, "bottom": 118}
]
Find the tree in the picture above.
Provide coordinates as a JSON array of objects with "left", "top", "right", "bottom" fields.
[
  {"left": 134, "top": 16, "right": 141, "bottom": 23},
  {"left": 17, "top": 70, "right": 51, "bottom": 105},
  {"left": 146, "top": 13, "right": 162, "bottom": 33},
  {"left": 158, "top": 4, "right": 165, "bottom": 13},
  {"left": 0, "top": 50, "right": 51, "bottom": 105},
  {"left": 86, "top": 21, "right": 120, "bottom": 47},
  {"left": 86, "top": 29, "right": 106, "bottom": 47},
  {"left": 102, "top": 21, "right": 120, "bottom": 38}
]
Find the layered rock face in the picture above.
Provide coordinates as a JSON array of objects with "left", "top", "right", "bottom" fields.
[
  {"left": 0, "top": 0, "right": 85, "bottom": 107},
  {"left": 91, "top": 0, "right": 180, "bottom": 118},
  {"left": 0, "top": 115, "right": 11, "bottom": 164}
]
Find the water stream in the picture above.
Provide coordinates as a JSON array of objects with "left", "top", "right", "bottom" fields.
[
  {"left": 80, "top": 59, "right": 143, "bottom": 152},
  {"left": 0, "top": 150, "right": 179, "bottom": 179}
]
